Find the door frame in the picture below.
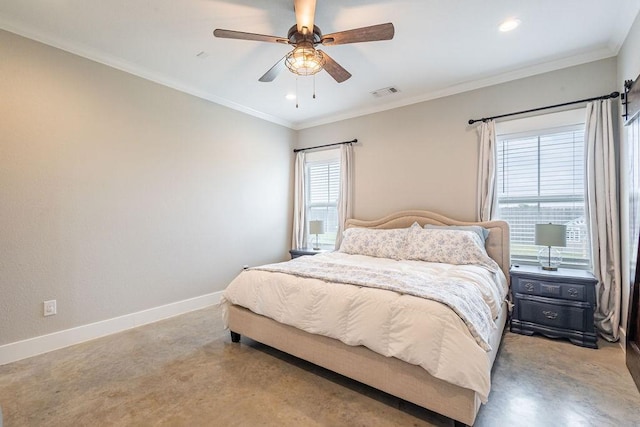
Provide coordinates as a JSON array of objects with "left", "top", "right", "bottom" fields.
[
  {"left": 624, "top": 75, "right": 640, "bottom": 392},
  {"left": 627, "top": 233, "right": 640, "bottom": 392}
]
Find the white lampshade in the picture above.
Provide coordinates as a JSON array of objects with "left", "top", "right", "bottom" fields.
[
  {"left": 309, "top": 220, "right": 325, "bottom": 235},
  {"left": 535, "top": 223, "right": 567, "bottom": 247}
]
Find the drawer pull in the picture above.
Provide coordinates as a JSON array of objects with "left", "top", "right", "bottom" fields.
[
  {"left": 524, "top": 282, "right": 535, "bottom": 292},
  {"left": 568, "top": 288, "right": 579, "bottom": 298},
  {"left": 543, "top": 310, "right": 558, "bottom": 320}
]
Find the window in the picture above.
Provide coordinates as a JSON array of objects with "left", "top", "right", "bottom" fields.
[
  {"left": 305, "top": 149, "right": 340, "bottom": 249},
  {"left": 496, "top": 110, "right": 590, "bottom": 268}
]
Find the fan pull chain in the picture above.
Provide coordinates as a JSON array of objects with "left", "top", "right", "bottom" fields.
[
  {"left": 313, "top": 75, "right": 316, "bottom": 99},
  {"left": 296, "top": 77, "right": 299, "bottom": 109}
]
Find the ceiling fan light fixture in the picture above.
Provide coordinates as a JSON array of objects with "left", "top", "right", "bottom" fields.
[{"left": 285, "top": 43, "right": 325, "bottom": 76}]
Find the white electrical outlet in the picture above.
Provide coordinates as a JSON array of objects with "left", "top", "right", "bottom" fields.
[{"left": 44, "top": 300, "right": 57, "bottom": 316}]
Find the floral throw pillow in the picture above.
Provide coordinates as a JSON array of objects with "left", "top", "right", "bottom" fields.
[
  {"left": 338, "top": 227, "right": 408, "bottom": 260},
  {"left": 405, "top": 224, "right": 499, "bottom": 272}
]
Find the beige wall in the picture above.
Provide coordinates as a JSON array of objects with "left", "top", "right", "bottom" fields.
[
  {"left": 298, "top": 58, "right": 617, "bottom": 223},
  {"left": 0, "top": 30, "right": 296, "bottom": 346},
  {"left": 617, "top": 12, "right": 640, "bottom": 336}
]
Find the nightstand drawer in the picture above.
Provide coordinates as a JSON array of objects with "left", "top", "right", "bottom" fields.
[
  {"left": 515, "top": 278, "right": 587, "bottom": 302},
  {"left": 518, "top": 298, "right": 588, "bottom": 331}
]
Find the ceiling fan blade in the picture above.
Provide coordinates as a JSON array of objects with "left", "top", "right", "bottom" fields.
[
  {"left": 294, "top": 0, "right": 316, "bottom": 34},
  {"left": 319, "top": 50, "right": 351, "bottom": 83},
  {"left": 213, "top": 29, "right": 289, "bottom": 44},
  {"left": 259, "top": 56, "right": 287, "bottom": 82},
  {"left": 321, "top": 23, "right": 395, "bottom": 45}
]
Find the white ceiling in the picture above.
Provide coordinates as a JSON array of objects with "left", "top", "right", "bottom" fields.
[{"left": 1, "top": 0, "right": 639, "bottom": 130}]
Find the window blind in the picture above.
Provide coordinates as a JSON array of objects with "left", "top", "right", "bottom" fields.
[
  {"left": 496, "top": 124, "right": 590, "bottom": 268},
  {"left": 305, "top": 152, "right": 341, "bottom": 248}
]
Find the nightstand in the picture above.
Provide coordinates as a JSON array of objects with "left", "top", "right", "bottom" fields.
[
  {"left": 289, "top": 248, "right": 328, "bottom": 259},
  {"left": 510, "top": 264, "right": 598, "bottom": 348}
]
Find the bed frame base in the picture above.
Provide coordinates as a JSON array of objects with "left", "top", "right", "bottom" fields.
[{"left": 227, "top": 304, "right": 506, "bottom": 426}]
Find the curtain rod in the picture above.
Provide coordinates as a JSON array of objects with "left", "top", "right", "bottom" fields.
[
  {"left": 293, "top": 138, "right": 357, "bottom": 153},
  {"left": 467, "top": 91, "right": 620, "bottom": 125}
]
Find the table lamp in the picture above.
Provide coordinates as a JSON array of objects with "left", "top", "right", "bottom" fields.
[
  {"left": 309, "top": 220, "right": 325, "bottom": 250},
  {"left": 535, "top": 223, "right": 567, "bottom": 271}
]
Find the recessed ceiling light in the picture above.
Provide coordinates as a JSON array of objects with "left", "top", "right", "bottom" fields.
[
  {"left": 499, "top": 18, "right": 521, "bottom": 32},
  {"left": 285, "top": 93, "right": 296, "bottom": 100}
]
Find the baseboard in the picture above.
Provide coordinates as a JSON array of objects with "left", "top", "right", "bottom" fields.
[
  {"left": 620, "top": 326, "right": 627, "bottom": 352},
  {"left": 0, "top": 291, "right": 223, "bottom": 366}
]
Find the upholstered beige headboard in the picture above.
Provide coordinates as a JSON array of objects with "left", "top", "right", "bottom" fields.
[{"left": 345, "top": 210, "right": 511, "bottom": 280}]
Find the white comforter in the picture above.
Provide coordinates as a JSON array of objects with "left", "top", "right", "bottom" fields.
[{"left": 220, "top": 252, "right": 508, "bottom": 402}]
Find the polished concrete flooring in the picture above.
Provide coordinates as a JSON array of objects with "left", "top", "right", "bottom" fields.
[{"left": 1, "top": 305, "right": 639, "bottom": 426}]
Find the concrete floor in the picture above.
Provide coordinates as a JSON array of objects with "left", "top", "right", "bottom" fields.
[{"left": 1, "top": 305, "right": 639, "bottom": 426}]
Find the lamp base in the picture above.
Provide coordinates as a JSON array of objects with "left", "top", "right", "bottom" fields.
[{"left": 537, "top": 246, "right": 562, "bottom": 271}]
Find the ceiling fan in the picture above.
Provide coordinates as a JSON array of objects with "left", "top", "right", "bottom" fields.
[{"left": 213, "top": 0, "right": 394, "bottom": 83}]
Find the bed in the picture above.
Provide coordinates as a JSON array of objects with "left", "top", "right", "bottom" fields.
[{"left": 221, "top": 210, "right": 510, "bottom": 426}]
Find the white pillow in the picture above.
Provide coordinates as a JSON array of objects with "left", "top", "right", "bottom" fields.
[
  {"left": 405, "top": 224, "right": 499, "bottom": 271},
  {"left": 338, "top": 227, "right": 408, "bottom": 260}
]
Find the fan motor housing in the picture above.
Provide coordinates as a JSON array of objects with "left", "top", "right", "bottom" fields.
[{"left": 287, "top": 24, "right": 322, "bottom": 45}]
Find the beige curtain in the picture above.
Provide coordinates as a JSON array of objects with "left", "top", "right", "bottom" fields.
[
  {"left": 292, "top": 151, "right": 306, "bottom": 250},
  {"left": 585, "top": 99, "right": 621, "bottom": 342},
  {"left": 476, "top": 120, "right": 497, "bottom": 221},
  {"left": 336, "top": 144, "right": 353, "bottom": 249}
]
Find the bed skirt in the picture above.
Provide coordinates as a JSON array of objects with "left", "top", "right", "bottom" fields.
[{"left": 227, "top": 301, "right": 508, "bottom": 426}]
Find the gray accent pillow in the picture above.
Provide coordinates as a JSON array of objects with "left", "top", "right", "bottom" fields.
[{"left": 424, "top": 224, "right": 490, "bottom": 243}]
